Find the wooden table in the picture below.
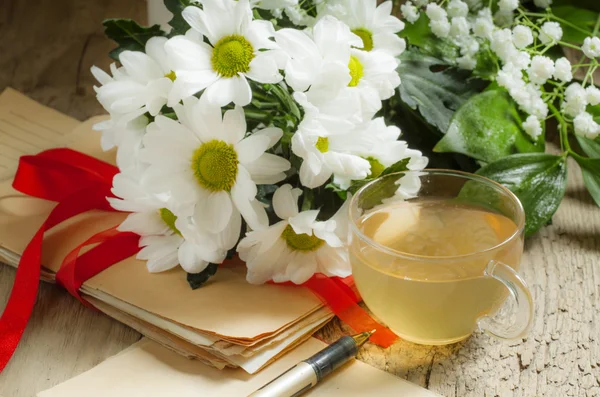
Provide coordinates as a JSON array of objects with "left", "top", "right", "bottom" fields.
[{"left": 1, "top": 1, "right": 599, "bottom": 396}]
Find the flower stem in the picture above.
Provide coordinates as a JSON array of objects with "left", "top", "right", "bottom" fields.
[
  {"left": 523, "top": 12, "right": 594, "bottom": 37},
  {"left": 549, "top": 102, "right": 571, "bottom": 153}
]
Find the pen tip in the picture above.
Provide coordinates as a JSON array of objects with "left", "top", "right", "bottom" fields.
[{"left": 369, "top": 329, "right": 376, "bottom": 335}]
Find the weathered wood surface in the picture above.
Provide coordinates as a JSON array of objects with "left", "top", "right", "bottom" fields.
[{"left": 1, "top": 1, "right": 599, "bottom": 396}]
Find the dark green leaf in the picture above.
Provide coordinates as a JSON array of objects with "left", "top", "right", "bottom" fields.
[
  {"left": 552, "top": 6, "right": 597, "bottom": 44},
  {"left": 103, "top": 19, "right": 165, "bottom": 61},
  {"left": 573, "top": 153, "right": 600, "bottom": 174},
  {"left": 576, "top": 135, "right": 600, "bottom": 158},
  {"left": 581, "top": 167, "right": 600, "bottom": 207},
  {"left": 476, "top": 153, "right": 568, "bottom": 236},
  {"left": 187, "top": 263, "right": 219, "bottom": 290},
  {"left": 400, "top": 14, "right": 459, "bottom": 63},
  {"left": 397, "top": 49, "right": 487, "bottom": 133},
  {"left": 325, "top": 183, "right": 348, "bottom": 200},
  {"left": 380, "top": 158, "right": 411, "bottom": 176},
  {"left": 163, "top": 0, "right": 194, "bottom": 35},
  {"left": 434, "top": 89, "right": 542, "bottom": 162}
]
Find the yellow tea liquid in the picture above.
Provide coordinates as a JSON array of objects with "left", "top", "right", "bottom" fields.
[{"left": 350, "top": 200, "right": 522, "bottom": 345}]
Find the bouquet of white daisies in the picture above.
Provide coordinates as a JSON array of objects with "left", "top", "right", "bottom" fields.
[{"left": 92, "top": 0, "right": 427, "bottom": 288}]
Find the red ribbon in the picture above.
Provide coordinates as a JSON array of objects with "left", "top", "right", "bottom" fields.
[
  {"left": 302, "top": 275, "right": 397, "bottom": 347},
  {"left": 0, "top": 149, "right": 141, "bottom": 372}
]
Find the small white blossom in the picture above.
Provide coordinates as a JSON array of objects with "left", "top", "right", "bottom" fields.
[
  {"left": 498, "top": 0, "right": 519, "bottom": 12},
  {"left": 574, "top": 112, "right": 600, "bottom": 139},
  {"left": 563, "top": 83, "right": 588, "bottom": 117},
  {"left": 494, "top": 9, "right": 515, "bottom": 26},
  {"left": 583, "top": 37, "right": 600, "bottom": 59},
  {"left": 528, "top": 55, "right": 554, "bottom": 85},
  {"left": 534, "top": 0, "right": 552, "bottom": 7},
  {"left": 491, "top": 28, "right": 517, "bottom": 62},
  {"left": 512, "top": 25, "right": 533, "bottom": 49},
  {"left": 553, "top": 57, "right": 573, "bottom": 82},
  {"left": 430, "top": 19, "right": 451, "bottom": 38},
  {"left": 473, "top": 15, "right": 494, "bottom": 40},
  {"left": 447, "top": 0, "right": 469, "bottom": 18},
  {"left": 512, "top": 51, "right": 531, "bottom": 70},
  {"left": 539, "top": 22, "right": 563, "bottom": 45},
  {"left": 426, "top": 3, "right": 447, "bottom": 21},
  {"left": 497, "top": 63, "right": 524, "bottom": 91},
  {"left": 457, "top": 55, "right": 477, "bottom": 70},
  {"left": 450, "top": 17, "right": 470, "bottom": 38},
  {"left": 585, "top": 86, "right": 600, "bottom": 106},
  {"left": 522, "top": 115, "right": 542, "bottom": 140},
  {"left": 525, "top": 83, "right": 549, "bottom": 118},
  {"left": 459, "top": 36, "right": 480, "bottom": 57},
  {"left": 401, "top": 1, "right": 421, "bottom": 23}
]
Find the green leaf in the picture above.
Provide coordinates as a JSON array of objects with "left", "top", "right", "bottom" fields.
[
  {"left": 476, "top": 153, "right": 568, "bottom": 236},
  {"left": 552, "top": 6, "right": 598, "bottom": 44},
  {"left": 397, "top": 49, "right": 487, "bottom": 133},
  {"left": 472, "top": 41, "right": 500, "bottom": 80},
  {"left": 581, "top": 168, "right": 600, "bottom": 207},
  {"left": 380, "top": 158, "right": 411, "bottom": 176},
  {"left": 163, "top": 0, "right": 194, "bottom": 36},
  {"left": 576, "top": 135, "right": 600, "bottom": 158},
  {"left": 103, "top": 19, "right": 165, "bottom": 61},
  {"left": 434, "top": 89, "right": 542, "bottom": 162},
  {"left": 400, "top": 14, "right": 459, "bottom": 63},
  {"left": 187, "top": 263, "right": 219, "bottom": 290}
]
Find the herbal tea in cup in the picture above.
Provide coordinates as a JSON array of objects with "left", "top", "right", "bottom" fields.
[{"left": 348, "top": 170, "right": 533, "bottom": 345}]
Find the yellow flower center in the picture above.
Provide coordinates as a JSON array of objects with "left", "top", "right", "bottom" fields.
[
  {"left": 281, "top": 225, "right": 325, "bottom": 252},
  {"left": 315, "top": 136, "right": 329, "bottom": 153},
  {"left": 352, "top": 28, "right": 374, "bottom": 52},
  {"left": 191, "top": 140, "right": 238, "bottom": 192},
  {"left": 365, "top": 156, "right": 385, "bottom": 178},
  {"left": 164, "top": 70, "right": 177, "bottom": 81},
  {"left": 348, "top": 56, "right": 364, "bottom": 87},
  {"left": 159, "top": 208, "right": 181, "bottom": 236},
  {"left": 211, "top": 34, "right": 255, "bottom": 78}
]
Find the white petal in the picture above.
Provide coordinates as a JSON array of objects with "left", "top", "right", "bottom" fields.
[
  {"left": 289, "top": 210, "right": 319, "bottom": 235},
  {"left": 316, "top": 246, "right": 351, "bottom": 278},
  {"left": 246, "top": 52, "right": 283, "bottom": 84},
  {"left": 235, "top": 135, "right": 270, "bottom": 164},
  {"left": 221, "top": 106, "right": 247, "bottom": 144},
  {"left": 245, "top": 19, "right": 277, "bottom": 50},
  {"left": 91, "top": 65, "right": 112, "bottom": 85},
  {"left": 119, "top": 51, "right": 164, "bottom": 83},
  {"left": 182, "top": 5, "right": 225, "bottom": 44},
  {"left": 168, "top": 70, "right": 219, "bottom": 106},
  {"left": 204, "top": 75, "right": 252, "bottom": 106},
  {"left": 372, "top": 32, "right": 407, "bottom": 56},
  {"left": 253, "top": 127, "right": 283, "bottom": 149},
  {"left": 145, "top": 36, "right": 170, "bottom": 73},
  {"left": 299, "top": 160, "right": 331, "bottom": 188},
  {"left": 286, "top": 253, "right": 317, "bottom": 284},
  {"left": 194, "top": 191, "right": 233, "bottom": 233},
  {"left": 231, "top": 168, "right": 267, "bottom": 231},
  {"left": 273, "top": 184, "right": 301, "bottom": 219},
  {"left": 178, "top": 241, "right": 211, "bottom": 273},
  {"left": 249, "top": 153, "right": 291, "bottom": 174},
  {"left": 118, "top": 212, "right": 168, "bottom": 235},
  {"left": 217, "top": 208, "right": 243, "bottom": 250},
  {"left": 165, "top": 35, "right": 212, "bottom": 71}
]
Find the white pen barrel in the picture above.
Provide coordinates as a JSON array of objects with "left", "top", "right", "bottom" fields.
[{"left": 248, "top": 362, "right": 318, "bottom": 397}]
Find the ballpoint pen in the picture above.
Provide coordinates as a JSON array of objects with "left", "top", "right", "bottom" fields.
[{"left": 248, "top": 330, "right": 375, "bottom": 397}]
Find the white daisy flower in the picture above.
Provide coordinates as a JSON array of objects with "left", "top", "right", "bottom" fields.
[
  {"left": 333, "top": 118, "right": 428, "bottom": 189},
  {"left": 318, "top": 0, "right": 406, "bottom": 56},
  {"left": 348, "top": 48, "right": 401, "bottom": 118},
  {"left": 139, "top": 97, "right": 290, "bottom": 235},
  {"left": 108, "top": 172, "right": 236, "bottom": 273},
  {"left": 91, "top": 37, "right": 173, "bottom": 117},
  {"left": 238, "top": 184, "right": 351, "bottom": 284},
  {"left": 291, "top": 119, "right": 371, "bottom": 189},
  {"left": 275, "top": 16, "right": 361, "bottom": 97},
  {"left": 165, "top": 0, "right": 284, "bottom": 107}
]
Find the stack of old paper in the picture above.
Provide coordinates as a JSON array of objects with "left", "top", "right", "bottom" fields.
[
  {"left": 38, "top": 338, "right": 440, "bottom": 396},
  {"left": 0, "top": 88, "right": 333, "bottom": 374}
]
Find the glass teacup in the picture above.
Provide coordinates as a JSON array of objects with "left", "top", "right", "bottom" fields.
[{"left": 348, "top": 170, "right": 533, "bottom": 345}]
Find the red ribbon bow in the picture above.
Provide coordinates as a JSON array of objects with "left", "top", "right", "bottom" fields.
[
  {"left": 0, "top": 148, "right": 396, "bottom": 373},
  {"left": 0, "top": 149, "right": 140, "bottom": 372}
]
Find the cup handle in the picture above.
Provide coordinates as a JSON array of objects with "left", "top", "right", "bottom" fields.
[{"left": 477, "top": 260, "right": 534, "bottom": 340}]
